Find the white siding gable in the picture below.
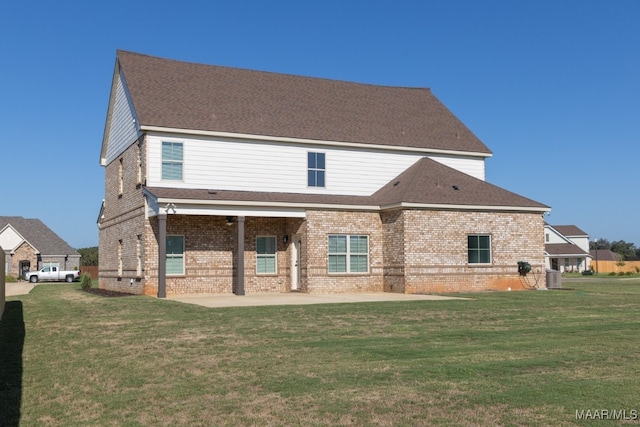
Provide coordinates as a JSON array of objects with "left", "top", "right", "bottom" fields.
[
  {"left": 104, "top": 70, "right": 141, "bottom": 165},
  {"left": 146, "top": 133, "right": 486, "bottom": 196},
  {"left": 0, "top": 226, "right": 25, "bottom": 252},
  {"left": 545, "top": 226, "right": 571, "bottom": 244}
]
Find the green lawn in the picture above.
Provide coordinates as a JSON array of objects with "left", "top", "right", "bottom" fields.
[{"left": 2, "top": 278, "right": 640, "bottom": 426}]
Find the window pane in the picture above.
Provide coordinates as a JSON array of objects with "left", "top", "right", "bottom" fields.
[
  {"left": 166, "top": 236, "right": 184, "bottom": 255},
  {"left": 350, "top": 255, "right": 368, "bottom": 273},
  {"left": 166, "top": 256, "right": 184, "bottom": 275},
  {"left": 257, "top": 256, "right": 276, "bottom": 274},
  {"left": 162, "top": 142, "right": 183, "bottom": 181},
  {"left": 468, "top": 235, "right": 490, "bottom": 264},
  {"left": 350, "top": 236, "right": 368, "bottom": 253},
  {"left": 257, "top": 237, "right": 276, "bottom": 255},
  {"left": 308, "top": 170, "right": 316, "bottom": 187},
  {"left": 329, "top": 255, "right": 347, "bottom": 273},
  {"left": 308, "top": 152, "right": 316, "bottom": 168},
  {"left": 316, "top": 171, "right": 325, "bottom": 187},
  {"left": 316, "top": 153, "right": 325, "bottom": 169},
  {"left": 328, "top": 236, "right": 347, "bottom": 254}
]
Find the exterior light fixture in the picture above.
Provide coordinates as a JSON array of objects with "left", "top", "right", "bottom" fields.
[
  {"left": 226, "top": 216, "right": 235, "bottom": 226},
  {"left": 283, "top": 235, "right": 289, "bottom": 244}
]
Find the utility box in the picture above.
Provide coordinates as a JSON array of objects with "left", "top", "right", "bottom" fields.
[{"left": 546, "top": 269, "right": 562, "bottom": 289}]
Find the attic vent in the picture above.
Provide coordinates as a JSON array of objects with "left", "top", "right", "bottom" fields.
[
  {"left": 208, "top": 190, "right": 218, "bottom": 194},
  {"left": 452, "top": 185, "right": 459, "bottom": 191}
]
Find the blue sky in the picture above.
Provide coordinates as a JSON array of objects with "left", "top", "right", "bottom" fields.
[{"left": 1, "top": 0, "right": 638, "bottom": 249}]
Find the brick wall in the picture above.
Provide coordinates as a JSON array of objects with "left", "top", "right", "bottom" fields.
[
  {"left": 304, "top": 210, "right": 384, "bottom": 293},
  {"left": 99, "top": 136, "right": 147, "bottom": 294},
  {"left": 401, "top": 209, "right": 546, "bottom": 292}
]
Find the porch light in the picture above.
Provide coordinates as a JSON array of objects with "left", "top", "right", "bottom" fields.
[
  {"left": 226, "top": 216, "right": 235, "bottom": 226},
  {"left": 283, "top": 235, "right": 288, "bottom": 244}
]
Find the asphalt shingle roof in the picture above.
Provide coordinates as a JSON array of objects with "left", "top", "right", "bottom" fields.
[
  {"left": 146, "top": 158, "right": 549, "bottom": 211},
  {"left": 0, "top": 216, "right": 79, "bottom": 255},
  {"left": 116, "top": 50, "right": 492, "bottom": 154},
  {"left": 551, "top": 225, "right": 589, "bottom": 237}
]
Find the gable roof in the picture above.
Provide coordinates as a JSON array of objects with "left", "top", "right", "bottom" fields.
[
  {"left": 545, "top": 243, "right": 589, "bottom": 257},
  {"left": 145, "top": 157, "right": 549, "bottom": 212},
  {"left": 590, "top": 249, "right": 622, "bottom": 261},
  {"left": 113, "top": 50, "right": 492, "bottom": 155},
  {"left": 0, "top": 216, "right": 79, "bottom": 256},
  {"left": 372, "top": 157, "right": 548, "bottom": 210},
  {"left": 550, "top": 225, "right": 588, "bottom": 237}
]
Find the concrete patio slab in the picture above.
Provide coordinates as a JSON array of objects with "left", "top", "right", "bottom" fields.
[{"left": 166, "top": 292, "right": 469, "bottom": 308}]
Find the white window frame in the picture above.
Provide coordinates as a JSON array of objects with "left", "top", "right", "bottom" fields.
[
  {"left": 161, "top": 141, "right": 184, "bottom": 181},
  {"left": 166, "top": 235, "right": 185, "bottom": 276},
  {"left": 328, "top": 234, "right": 369, "bottom": 274},
  {"left": 468, "top": 234, "right": 492, "bottom": 265},
  {"left": 307, "top": 151, "right": 326, "bottom": 188},
  {"left": 256, "top": 236, "right": 277, "bottom": 274}
]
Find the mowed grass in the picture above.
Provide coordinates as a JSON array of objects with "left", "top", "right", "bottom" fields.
[{"left": 2, "top": 278, "right": 640, "bottom": 426}]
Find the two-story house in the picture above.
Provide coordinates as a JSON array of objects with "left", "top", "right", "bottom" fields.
[
  {"left": 98, "top": 50, "right": 550, "bottom": 297},
  {"left": 544, "top": 224, "right": 590, "bottom": 272}
]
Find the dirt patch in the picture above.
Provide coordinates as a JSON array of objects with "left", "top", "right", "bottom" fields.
[{"left": 82, "top": 288, "right": 137, "bottom": 297}]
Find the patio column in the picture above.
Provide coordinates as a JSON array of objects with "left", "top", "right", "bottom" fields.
[
  {"left": 157, "top": 213, "right": 167, "bottom": 298},
  {"left": 235, "top": 216, "right": 245, "bottom": 296}
]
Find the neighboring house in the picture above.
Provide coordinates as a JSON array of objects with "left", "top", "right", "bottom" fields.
[
  {"left": 544, "top": 224, "right": 590, "bottom": 272},
  {"left": 98, "top": 50, "right": 550, "bottom": 297},
  {"left": 0, "top": 216, "right": 81, "bottom": 279}
]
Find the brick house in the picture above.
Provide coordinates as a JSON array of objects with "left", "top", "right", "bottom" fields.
[
  {"left": 0, "top": 216, "right": 81, "bottom": 279},
  {"left": 98, "top": 50, "right": 550, "bottom": 297}
]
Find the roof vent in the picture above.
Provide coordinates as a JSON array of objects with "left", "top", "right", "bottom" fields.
[
  {"left": 393, "top": 181, "right": 400, "bottom": 187},
  {"left": 452, "top": 185, "right": 459, "bottom": 191}
]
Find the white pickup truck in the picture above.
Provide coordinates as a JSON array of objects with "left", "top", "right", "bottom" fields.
[{"left": 24, "top": 264, "right": 80, "bottom": 283}]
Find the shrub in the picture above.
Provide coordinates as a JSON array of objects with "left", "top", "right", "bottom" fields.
[
  {"left": 5, "top": 275, "right": 17, "bottom": 283},
  {"left": 582, "top": 270, "right": 594, "bottom": 276},
  {"left": 80, "top": 273, "right": 93, "bottom": 290},
  {"left": 617, "top": 272, "right": 626, "bottom": 276},
  {"left": 608, "top": 272, "right": 617, "bottom": 276}
]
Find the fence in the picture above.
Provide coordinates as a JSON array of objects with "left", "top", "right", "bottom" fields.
[
  {"left": 80, "top": 266, "right": 99, "bottom": 279},
  {"left": 590, "top": 260, "right": 640, "bottom": 274}
]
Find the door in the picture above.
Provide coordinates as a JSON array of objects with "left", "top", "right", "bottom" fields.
[{"left": 291, "top": 236, "right": 301, "bottom": 290}]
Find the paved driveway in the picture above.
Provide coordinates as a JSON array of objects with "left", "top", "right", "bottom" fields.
[{"left": 167, "top": 292, "right": 469, "bottom": 308}]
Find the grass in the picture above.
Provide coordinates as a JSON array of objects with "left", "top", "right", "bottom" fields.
[{"left": 2, "top": 279, "right": 640, "bottom": 426}]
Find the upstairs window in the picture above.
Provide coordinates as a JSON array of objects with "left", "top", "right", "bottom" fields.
[
  {"left": 162, "top": 142, "right": 183, "bottom": 181},
  {"left": 256, "top": 236, "right": 277, "bottom": 274},
  {"left": 468, "top": 234, "right": 491, "bottom": 264},
  {"left": 328, "top": 235, "right": 369, "bottom": 273},
  {"left": 307, "top": 152, "right": 325, "bottom": 187}
]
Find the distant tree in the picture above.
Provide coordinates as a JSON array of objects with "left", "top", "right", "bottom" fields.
[
  {"left": 77, "top": 246, "right": 98, "bottom": 266},
  {"left": 590, "top": 239, "right": 610, "bottom": 250},
  {"left": 610, "top": 240, "right": 637, "bottom": 261}
]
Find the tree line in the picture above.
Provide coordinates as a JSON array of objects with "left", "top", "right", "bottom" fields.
[
  {"left": 77, "top": 247, "right": 98, "bottom": 266},
  {"left": 590, "top": 239, "right": 640, "bottom": 261}
]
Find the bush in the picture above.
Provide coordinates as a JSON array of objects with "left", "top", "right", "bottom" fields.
[
  {"left": 617, "top": 272, "right": 626, "bottom": 276},
  {"left": 5, "top": 275, "right": 17, "bottom": 283},
  {"left": 581, "top": 270, "right": 594, "bottom": 276},
  {"left": 80, "top": 273, "right": 93, "bottom": 290},
  {"left": 608, "top": 272, "right": 617, "bottom": 276}
]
